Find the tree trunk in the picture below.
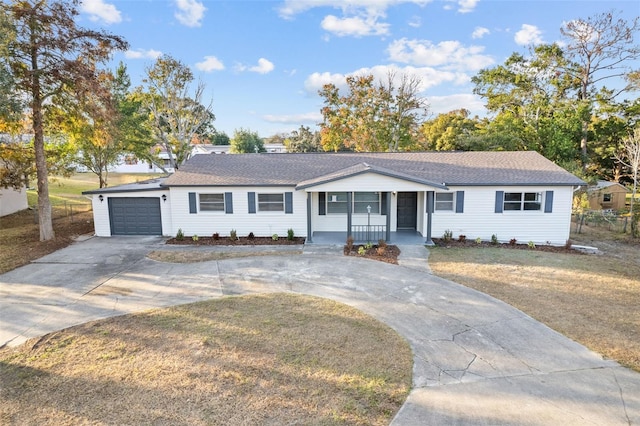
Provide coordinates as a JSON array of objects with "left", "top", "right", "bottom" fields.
[
  {"left": 31, "top": 47, "right": 54, "bottom": 241},
  {"left": 32, "top": 92, "right": 55, "bottom": 241}
]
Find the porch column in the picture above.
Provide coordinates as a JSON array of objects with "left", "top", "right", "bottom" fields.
[
  {"left": 385, "top": 191, "right": 391, "bottom": 242},
  {"left": 306, "top": 192, "right": 313, "bottom": 243},
  {"left": 347, "top": 192, "right": 353, "bottom": 238},
  {"left": 425, "top": 191, "right": 435, "bottom": 246}
]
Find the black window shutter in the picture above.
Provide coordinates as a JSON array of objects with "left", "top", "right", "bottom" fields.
[
  {"left": 224, "top": 192, "right": 233, "bottom": 214},
  {"left": 544, "top": 191, "right": 554, "bottom": 213},
  {"left": 381, "top": 192, "right": 388, "bottom": 215},
  {"left": 495, "top": 191, "right": 504, "bottom": 213},
  {"left": 455, "top": 191, "right": 464, "bottom": 213},
  {"left": 318, "top": 192, "right": 326, "bottom": 215},
  {"left": 189, "top": 192, "right": 197, "bottom": 214},
  {"left": 285, "top": 192, "right": 293, "bottom": 214},
  {"left": 248, "top": 192, "right": 256, "bottom": 214}
]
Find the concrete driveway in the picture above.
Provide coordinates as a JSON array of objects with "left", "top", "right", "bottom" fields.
[{"left": 1, "top": 236, "right": 638, "bottom": 425}]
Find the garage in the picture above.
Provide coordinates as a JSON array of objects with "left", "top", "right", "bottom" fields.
[{"left": 108, "top": 197, "right": 162, "bottom": 235}]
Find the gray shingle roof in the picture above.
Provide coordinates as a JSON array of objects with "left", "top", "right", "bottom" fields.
[{"left": 162, "top": 151, "right": 586, "bottom": 188}]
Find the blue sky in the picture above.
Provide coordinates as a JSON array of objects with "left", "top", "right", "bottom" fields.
[{"left": 78, "top": 0, "right": 640, "bottom": 138}]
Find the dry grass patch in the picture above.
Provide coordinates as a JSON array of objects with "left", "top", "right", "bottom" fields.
[
  {"left": 0, "top": 293, "right": 412, "bottom": 425},
  {"left": 428, "top": 245, "right": 640, "bottom": 372},
  {"left": 148, "top": 249, "right": 303, "bottom": 263}
]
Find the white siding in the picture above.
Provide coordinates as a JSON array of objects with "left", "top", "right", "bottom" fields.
[
  {"left": 0, "top": 187, "right": 28, "bottom": 217},
  {"left": 90, "top": 191, "right": 172, "bottom": 237},
  {"left": 427, "top": 186, "right": 574, "bottom": 245},
  {"left": 168, "top": 187, "right": 307, "bottom": 238},
  {"left": 309, "top": 172, "right": 435, "bottom": 192}
]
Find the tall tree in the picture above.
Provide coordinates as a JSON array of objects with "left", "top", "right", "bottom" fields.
[
  {"left": 284, "top": 125, "right": 322, "bottom": 153},
  {"left": 560, "top": 11, "right": 640, "bottom": 167},
  {"left": 0, "top": 0, "right": 127, "bottom": 240},
  {"left": 229, "top": 128, "right": 265, "bottom": 153},
  {"left": 420, "top": 109, "right": 479, "bottom": 151},
  {"left": 137, "top": 55, "right": 215, "bottom": 171},
  {"left": 210, "top": 131, "right": 230, "bottom": 145},
  {"left": 318, "top": 72, "right": 428, "bottom": 152},
  {"left": 615, "top": 128, "right": 640, "bottom": 237}
]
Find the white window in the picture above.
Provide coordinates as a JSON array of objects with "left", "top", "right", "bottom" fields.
[
  {"left": 327, "top": 192, "right": 348, "bottom": 214},
  {"left": 327, "top": 192, "right": 380, "bottom": 214},
  {"left": 504, "top": 192, "right": 541, "bottom": 211},
  {"left": 354, "top": 192, "right": 380, "bottom": 214},
  {"left": 258, "top": 193, "right": 284, "bottom": 212},
  {"left": 199, "top": 193, "right": 224, "bottom": 211},
  {"left": 435, "top": 193, "right": 454, "bottom": 211}
]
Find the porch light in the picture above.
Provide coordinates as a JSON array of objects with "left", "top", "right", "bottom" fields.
[
  {"left": 367, "top": 205, "right": 371, "bottom": 214},
  {"left": 98, "top": 195, "right": 104, "bottom": 203},
  {"left": 162, "top": 194, "right": 167, "bottom": 202}
]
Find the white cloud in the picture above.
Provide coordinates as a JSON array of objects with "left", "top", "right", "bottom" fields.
[
  {"left": 174, "top": 0, "right": 206, "bottom": 27},
  {"left": 408, "top": 16, "right": 422, "bottom": 28},
  {"left": 195, "top": 56, "right": 224, "bottom": 72},
  {"left": 278, "top": 0, "right": 431, "bottom": 19},
  {"left": 304, "top": 64, "right": 469, "bottom": 95},
  {"left": 263, "top": 112, "right": 323, "bottom": 125},
  {"left": 125, "top": 49, "right": 162, "bottom": 59},
  {"left": 514, "top": 24, "right": 544, "bottom": 45},
  {"left": 457, "top": 0, "right": 478, "bottom": 13},
  {"left": 321, "top": 14, "right": 390, "bottom": 37},
  {"left": 80, "top": 0, "right": 122, "bottom": 24},
  {"left": 251, "top": 58, "right": 275, "bottom": 74},
  {"left": 236, "top": 58, "right": 275, "bottom": 74},
  {"left": 427, "top": 93, "right": 485, "bottom": 116},
  {"left": 471, "top": 26, "right": 489, "bottom": 39},
  {"left": 387, "top": 38, "right": 494, "bottom": 71}
]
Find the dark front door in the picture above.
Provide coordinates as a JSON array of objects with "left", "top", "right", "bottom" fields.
[{"left": 397, "top": 192, "right": 417, "bottom": 229}]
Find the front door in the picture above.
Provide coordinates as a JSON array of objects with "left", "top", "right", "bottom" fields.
[{"left": 397, "top": 192, "right": 417, "bottom": 229}]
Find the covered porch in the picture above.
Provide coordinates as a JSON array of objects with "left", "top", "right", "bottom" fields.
[{"left": 308, "top": 229, "right": 427, "bottom": 245}]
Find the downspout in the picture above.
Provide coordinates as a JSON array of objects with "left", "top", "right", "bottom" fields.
[{"left": 425, "top": 191, "right": 434, "bottom": 246}]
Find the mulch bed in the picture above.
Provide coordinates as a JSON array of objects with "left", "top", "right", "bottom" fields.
[
  {"left": 344, "top": 244, "right": 401, "bottom": 265},
  {"left": 166, "top": 236, "right": 306, "bottom": 246},
  {"left": 432, "top": 238, "right": 581, "bottom": 253}
]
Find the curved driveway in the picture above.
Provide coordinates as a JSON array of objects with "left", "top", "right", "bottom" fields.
[{"left": 1, "top": 236, "right": 638, "bottom": 425}]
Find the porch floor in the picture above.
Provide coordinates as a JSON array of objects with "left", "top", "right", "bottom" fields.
[{"left": 309, "top": 230, "right": 426, "bottom": 245}]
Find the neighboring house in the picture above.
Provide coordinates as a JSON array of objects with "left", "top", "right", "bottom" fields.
[
  {"left": 587, "top": 181, "right": 630, "bottom": 211},
  {"left": 0, "top": 187, "right": 28, "bottom": 217},
  {"left": 83, "top": 151, "right": 585, "bottom": 245}
]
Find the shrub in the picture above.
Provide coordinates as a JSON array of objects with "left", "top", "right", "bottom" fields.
[
  {"left": 346, "top": 236, "right": 354, "bottom": 252},
  {"left": 229, "top": 229, "right": 238, "bottom": 241},
  {"left": 212, "top": 232, "right": 220, "bottom": 240},
  {"left": 491, "top": 234, "right": 498, "bottom": 245},
  {"left": 475, "top": 237, "right": 482, "bottom": 244},
  {"left": 376, "top": 245, "right": 386, "bottom": 256},
  {"left": 528, "top": 241, "right": 536, "bottom": 249},
  {"left": 458, "top": 235, "right": 466, "bottom": 243},
  {"left": 192, "top": 234, "right": 199, "bottom": 242},
  {"left": 443, "top": 229, "right": 453, "bottom": 241},
  {"left": 272, "top": 233, "right": 279, "bottom": 241},
  {"left": 176, "top": 228, "right": 184, "bottom": 241},
  {"left": 378, "top": 239, "right": 387, "bottom": 249},
  {"left": 509, "top": 238, "right": 517, "bottom": 246},
  {"left": 364, "top": 241, "right": 373, "bottom": 250},
  {"left": 357, "top": 246, "right": 366, "bottom": 256},
  {"left": 287, "top": 228, "right": 294, "bottom": 241},
  {"left": 248, "top": 232, "right": 255, "bottom": 240}
]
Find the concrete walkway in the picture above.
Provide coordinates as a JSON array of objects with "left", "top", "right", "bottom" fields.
[{"left": 0, "top": 236, "right": 638, "bottom": 425}]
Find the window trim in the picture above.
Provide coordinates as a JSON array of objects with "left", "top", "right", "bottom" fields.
[
  {"left": 435, "top": 192, "right": 454, "bottom": 211},
  {"left": 503, "top": 191, "right": 542, "bottom": 212},
  {"left": 198, "top": 193, "right": 225, "bottom": 212},
  {"left": 257, "top": 192, "right": 285, "bottom": 212},
  {"left": 326, "top": 191, "right": 380, "bottom": 214}
]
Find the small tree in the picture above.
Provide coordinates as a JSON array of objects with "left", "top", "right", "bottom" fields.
[{"left": 615, "top": 128, "right": 640, "bottom": 237}]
